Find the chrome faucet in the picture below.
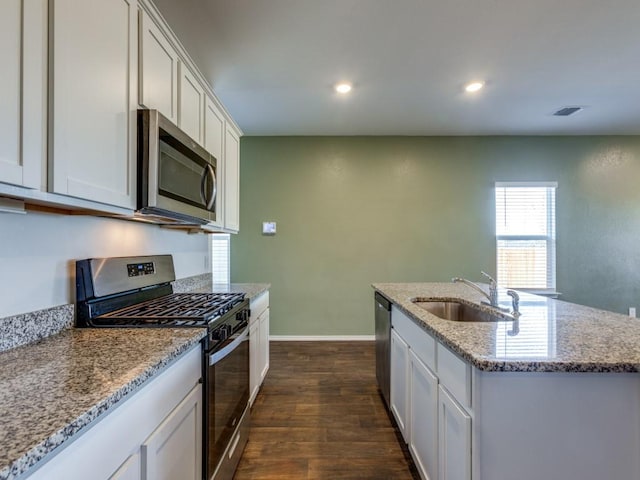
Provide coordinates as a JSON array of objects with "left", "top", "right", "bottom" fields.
[{"left": 452, "top": 271, "right": 499, "bottom": 308}]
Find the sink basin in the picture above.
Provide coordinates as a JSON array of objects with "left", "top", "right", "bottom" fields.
[{"left": 412, "top": 298, "right": 513, "bottom": 322}]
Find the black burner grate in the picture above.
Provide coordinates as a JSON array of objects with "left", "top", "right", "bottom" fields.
[{"left": 96, "top": 292, "right": 245, "bottom": 326}]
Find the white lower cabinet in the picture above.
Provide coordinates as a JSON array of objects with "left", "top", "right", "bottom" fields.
[
  {"left": 27, "top": 346, "right": 202, "bottom": 480},
  {"left": 391, "top": 307, "right": 471, "bottom": 480},
  {"left": 141, "top": 383, "right": 202, "bottom": 480},
  {"left": 249, "top": 291, "right": 270, "bottom": 405},
  {"left": 109, "top": 453, "right": 142, "bottom": 480},
  {"left": 409, "top": 349, "right": 438, "bottom": 480},
  {"left": 391, "top": 303, "right": 640, "bottom": 480},
  {"left": 258, "top": 308, "right": 270, "bottom": 382},
  {"left": 438, "top": 385, "right": 471, "bottom": 480},
  {"left": 390, "top": 328, "right": 410, "bottom": 441},
  {"left": 249, "top": 318, "right": 260, "bottom": 403}
]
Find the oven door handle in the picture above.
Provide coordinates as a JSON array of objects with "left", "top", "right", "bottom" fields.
[{"left": 209, "top": 327, "right": 249, "bottom": 365}]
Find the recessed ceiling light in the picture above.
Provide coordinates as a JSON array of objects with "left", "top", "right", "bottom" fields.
[
  {"left": 335, "top": 82, "right": 352, "bottom": 94},
  {"left": 465, "top": 81, "right": 484, "bottom": 93}
]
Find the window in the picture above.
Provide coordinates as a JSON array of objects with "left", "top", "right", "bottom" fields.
[
  {"left": 211, "top": 233, "right": 231, "bottom": 284},
  {"left": 495, "top": 182, "right": 556, "bottom": 292}
]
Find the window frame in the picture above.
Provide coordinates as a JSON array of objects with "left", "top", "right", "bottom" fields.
[{"left": 495, "top": 181, "right": 558, "bottom": 294}]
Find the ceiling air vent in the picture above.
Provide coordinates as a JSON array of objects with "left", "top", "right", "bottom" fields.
[{"left": 553, "top": 106, "right": 583, "bottom": 116}]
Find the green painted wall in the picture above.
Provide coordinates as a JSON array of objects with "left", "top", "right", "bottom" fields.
[{"left": 231, "top": 136, "right": 640, "bottom": 336}]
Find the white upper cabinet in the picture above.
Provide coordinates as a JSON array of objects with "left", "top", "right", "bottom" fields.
[
  {"left": 178, "top": 63, "right": 205, "bottom": 145},
  {"left": 0, "top": 0, "right": 45, "bottom": 189},
  {"left": 204, "top": 96, "right": 225, "bottom": 227},
  {"left": 139, "top": 9, "right": 178, "bottom": 123},
  {"left": 224, "top": 124, "right": 240, "bottom": 232},
  {"left": 49, "top": 0, "right": 136, "bottom": 209}
]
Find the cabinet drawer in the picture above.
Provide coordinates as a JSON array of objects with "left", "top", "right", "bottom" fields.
[
  {"left": 437, "top": 343, "right": 471, "bottom": 409},
  {"left": 392, "top": 306, "right": 436, "bottom": 372}
]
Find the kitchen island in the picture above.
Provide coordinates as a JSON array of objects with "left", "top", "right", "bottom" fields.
[{"left": 373, "top": 283, "right": 640, "bottom": 480}]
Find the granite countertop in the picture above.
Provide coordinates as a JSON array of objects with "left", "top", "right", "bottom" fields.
[
  {"left": 0, "top": 328, "right": 206, "bottom": 480},
  {"left": 373, "top": 282, "right": 640, "bottom": 373}
]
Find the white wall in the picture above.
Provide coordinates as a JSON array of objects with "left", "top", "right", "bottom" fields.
[{"left": 0, "top": 210, "right": 209, "bottom": 317}]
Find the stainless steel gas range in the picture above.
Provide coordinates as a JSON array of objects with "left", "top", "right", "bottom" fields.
[{"left": 75, "top": 254, "right": 250, "bottom": 480}]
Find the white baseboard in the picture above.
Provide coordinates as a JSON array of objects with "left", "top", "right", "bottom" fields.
[{"left": 268, "top": 335, "right": 375, "bottom": 342}]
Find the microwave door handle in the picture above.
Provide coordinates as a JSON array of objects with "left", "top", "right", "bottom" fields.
[
  {"left": 199, "top": 165, "right": 208, "bottom": 206},
  {"left": 205, "top": 163, "right": 217, "bottom": 211}
]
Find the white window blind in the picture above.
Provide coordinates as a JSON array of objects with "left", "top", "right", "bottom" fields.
[
  {"left": 495, "top": 182, "right": 556, "bottom": 291},
  {"left": 211, "top": 234, "right": 230, "bottom": 284}
]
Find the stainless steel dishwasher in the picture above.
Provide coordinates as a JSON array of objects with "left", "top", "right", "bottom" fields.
[{"left": 375, "top": 292, "right": 392, "bottom": 409}]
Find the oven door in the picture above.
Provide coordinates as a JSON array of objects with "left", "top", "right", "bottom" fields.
[{"left": 206, "top": 325, "right": 250, "bottom": 480}]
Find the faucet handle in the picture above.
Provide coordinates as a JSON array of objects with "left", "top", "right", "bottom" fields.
[
  {"left": 507, "top": 290, "right": 520, "bottom": 317},
  {"left": 480, "top": 271, "right": 497, "bottom": 286}
]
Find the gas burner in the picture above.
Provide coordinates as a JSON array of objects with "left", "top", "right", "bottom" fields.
[{"left": 97, "top": 292, "right": 246, "bottom": 326}]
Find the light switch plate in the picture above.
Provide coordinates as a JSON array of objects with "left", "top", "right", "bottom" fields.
[{"left": 262, "top": 222, "right": 276, "bottom": 235}]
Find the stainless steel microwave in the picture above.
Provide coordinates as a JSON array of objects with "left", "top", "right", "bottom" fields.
[{"left": 137, "top": 109, "right": 217, "bottom": 225}]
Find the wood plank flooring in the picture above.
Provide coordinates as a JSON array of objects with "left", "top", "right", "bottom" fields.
[{"left": 234, "top": 341, "right": 419, "bottom": 480}]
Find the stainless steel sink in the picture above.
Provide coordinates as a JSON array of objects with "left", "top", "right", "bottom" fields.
[{"left": 412, "top": 298, "right": 513, "bottom": 322}]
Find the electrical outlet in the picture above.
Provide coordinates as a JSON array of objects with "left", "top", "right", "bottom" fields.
[
  {"left": 204, "top": 254, "right": 210, "bottom": 269},
  {"left": 629, "top": 307, "right": 636, "bottom": 318}
]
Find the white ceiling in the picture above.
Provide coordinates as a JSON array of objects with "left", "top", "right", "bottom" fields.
[{"left": 153, "top": 0, "right": 640, "bottom": 136}]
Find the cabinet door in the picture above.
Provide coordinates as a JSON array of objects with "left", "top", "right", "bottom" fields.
[
  {"left": 438, "top": 386, "right": 471, "bottom": 480},
  {"left": 224, "top": 124, "right": 240, "bottom": 232},
  {"left": 109, "top": 452, "right": 141, "bottom": 480},
  {"left": 249, "top": 319, "right": 260, "bottom": 406},
  {"left": 50, "top": 0, "right": 136, "bottom": 208},
  {"left": 204, "top": 96, "right": 225, "bottom": 227},
  {"left": 141, "top": 384, "right": 202, "bottom": 480},
  {"left": 178, "top": 63, "right": 204, "bottom": 144},
  {"left": 410, "top": 350, "right": 438, "bottom": 480},
  {"left": 139, "top": 10, "right": 178, "bottom": 122},
  {"left": 259, "top": 308, "right": 270, "bottom": 382},
  {"left": 0, "top": 0, "right": 44, "bottom": 189},
  {"left": 0, "top": 0, "right": 23, "bottom": 186},
  {"left": 390, "top": 328, "right": 410, "bottom": 442}
]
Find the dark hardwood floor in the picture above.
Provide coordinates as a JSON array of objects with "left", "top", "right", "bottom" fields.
[{"left": 234, "top": 341, "right": 419, "bottom": 480}]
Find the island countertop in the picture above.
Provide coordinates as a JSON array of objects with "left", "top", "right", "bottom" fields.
[
  {"left": 0, "top": 328, "right": 206, "bottom": 480},
  {"left": 373, "top": 282, "right": 640, "bottom": 373}
]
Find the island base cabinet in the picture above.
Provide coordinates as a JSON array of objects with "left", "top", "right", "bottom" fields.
[
  {"left": 471, "top": 370, "right": 640, "bottom": 480},
  {"left": 438, "top": 386, "right": 471, "bottom": 480},
  {"left": 409, "top": 350, "right": 438, "bottom": 480},
  {"left": 390, "top": 328, "right": 410, "bottom": 442}
]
